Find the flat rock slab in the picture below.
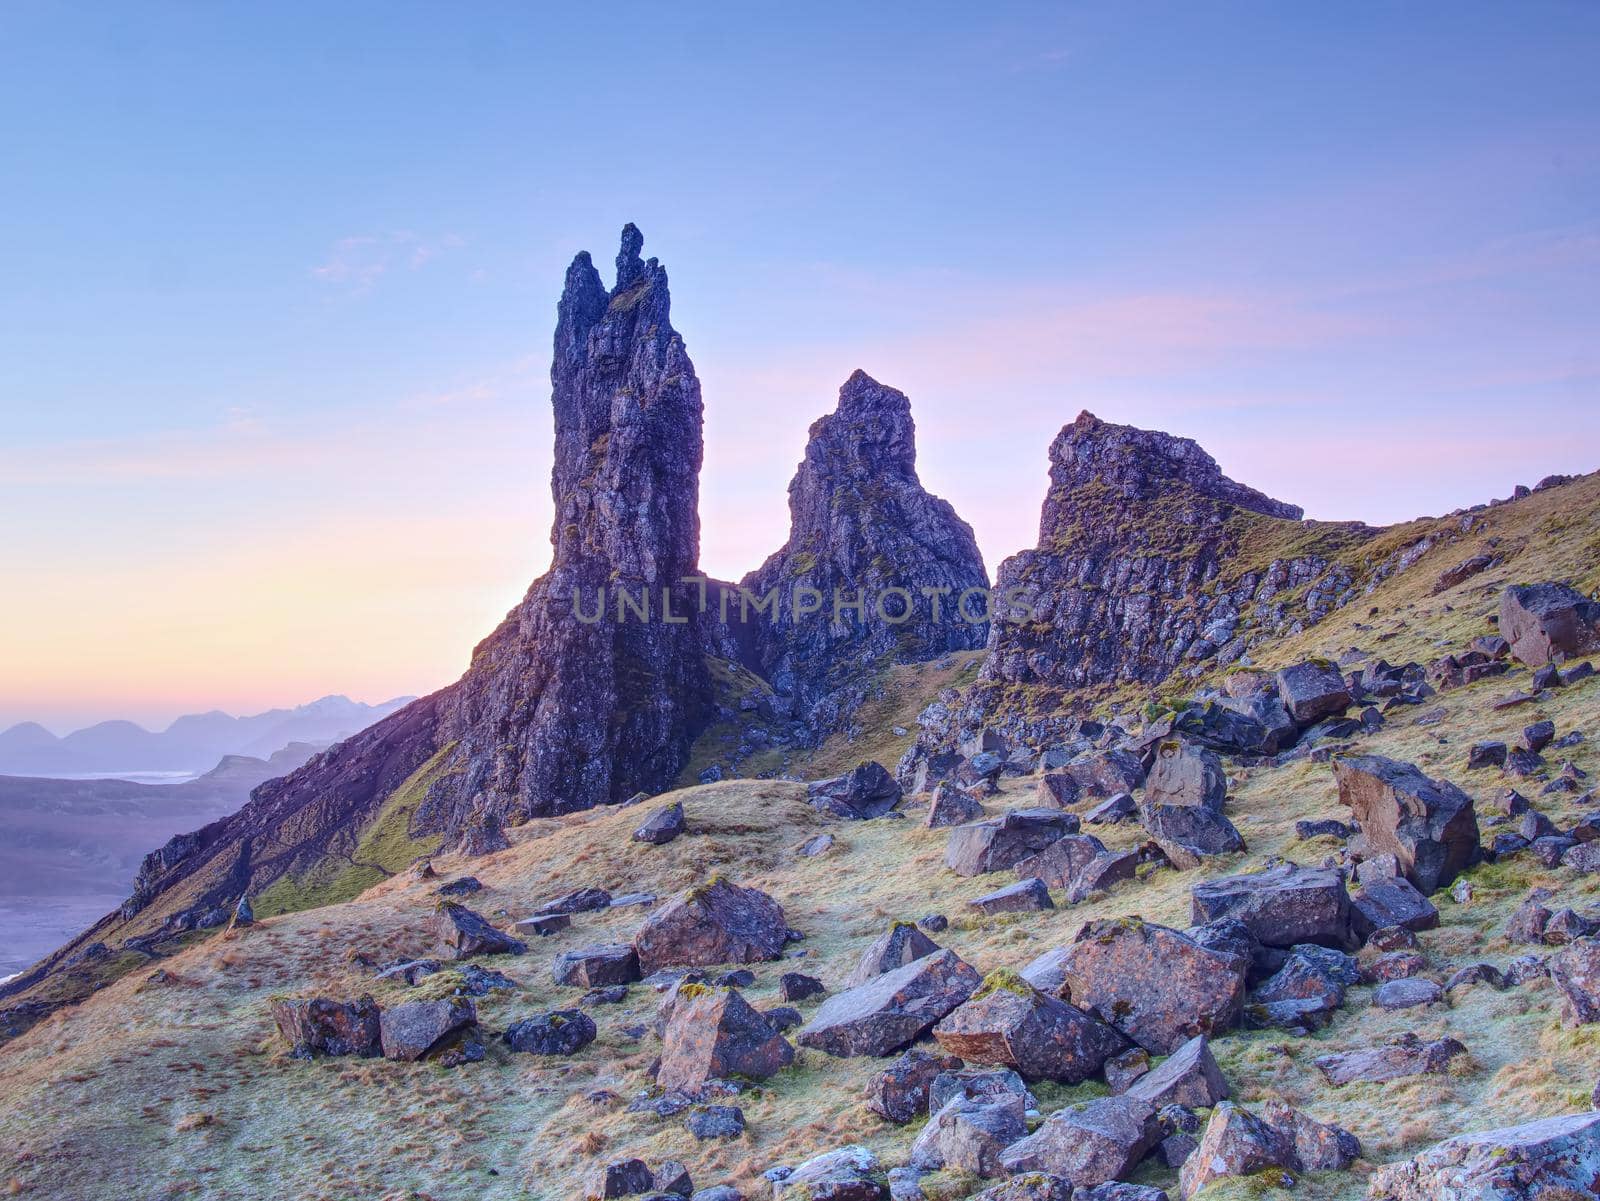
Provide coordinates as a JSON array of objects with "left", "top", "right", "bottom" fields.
[
  {"left": 1373, "top": 977, "right": 1444, "bottom": 1009},
  {"left": 1058, "top": 919, "right": 1245, "bottom": 1054},
  {"left": 1315, "top": 1033, "right": 1466, "bottom": 1085},
  {"left": 553, "top": 943, "right": 641, "bottom": 988},
  {"left": 799, "top": 949, "right": 982, "bottom": 1058},
  {"left": 969, "top": 878, "right": 1054, "bottom": 915},
  {"left": 1369, "top": 1110, "right": 1600, "bottom": 1201},
  {"left": 1351, "top": 876, "right": 1440, "bottom": 937},
  {"left": 430, "top": 901, "right": 527, "bottom": 960},
  {"left": 1190, "top": 862, "right": 1352, "bottom": 949},
  {"left": 933, "top": 976, "right": 1127, "bottom": 1083}
]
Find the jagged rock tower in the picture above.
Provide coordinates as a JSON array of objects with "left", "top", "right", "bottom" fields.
[
  {"left": 438, "top": 225, "right": 712, "bottom": 827},
  {"left": 740, "top": 370, "right": 990, "bottom": 733}
]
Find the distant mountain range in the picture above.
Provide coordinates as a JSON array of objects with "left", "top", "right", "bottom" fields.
[{"left": 0, "top": 695, "right": 415, "bottom": 777}]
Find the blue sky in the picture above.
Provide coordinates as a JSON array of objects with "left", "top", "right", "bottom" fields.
[{"left": 2, "top": 2, "right": 1598, "bottom": 730}]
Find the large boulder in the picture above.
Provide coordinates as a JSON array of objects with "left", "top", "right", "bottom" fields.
[
  {"left": 1124, "top": 1035, "right": 1229, "bottom": 1108},
  {"left": 583, "top": 1159, "right": 655, "bottom": 1201},
  {"left": 998, "top": 1096, "right": 1160, "bottom": 1187},
  {"left": 863, "top": 1048, "right": 964, "bottom": 1123},
  {"left": 946, "top": 810, "right": 1080, "bottom": 876},
  {"left": 969, "top": 878, "right": 1054, "bottom": 915},
  {"left": 1276, "top": 660, "right": 1352, "bottom": 727},
  {"left": 1260, "top": 1099, "right": 1360, "bottom": 1171},
  {"left": 1140, "top": 802, "right": 1246, "bottom": 869},
  {"left": 1189, "top": 862, "right": 1353, "bottom": 949},
  {"left": 657, "top": 985, "right": 794, "bottom": 1091},
  {"left": 271, "top": 995, "right": 382, "bottom": 1059},
  {"left": 553, "top": 943, "right": 641, "bottom": 987},
  {"left": 798, "top": 949, "right": 982, "bottom": 1058},
  {"left": 1017, "top": 833, "right": 1129, "bottom": 898},
  {"left": 429, "top": 901, "right": 528, "bottom": 960},
  {"left": 933, "top": 971, "right": 1128, "bottom": 1083},
  {"left": 1057, "top": 919, "right": 1246, "bottom": 1053},
  {"left": 909, "top": 1093, "right": 1029, "bottom": 1178},
  {"left": 1334, "top": 755, "right": 1480, "bottom": 894},
  {"left": 1145, "top": 740, "right": 1227, "bottom": 810},
  {"left": 1499, "top": 582, "right": 1600, "bottom": 667},
  {"left": 808, "top": 762, "right": 903, "bottom": 820},
  {"left": 632, "top": 878, "right": 788, "bottom": 974},
  {"left": 1178, "top": 1103, "right": 1298, "bottom": 1199},
  {"left": 966, "top": 1175, "right": 1075, "bottom": 1201},
  {"left": 1064, "top": 749, "right": 1147, "bottom": 799},
  {"left": 1368, "top": 1111, "right": 1600, "bottom": 1201},
  {"left": 378, "top": 997, "right": 478, "bottom": 1062},
  {"left": 847, "top": 922, "right": 941, "bottom": 987},
  {"left": 1548, "top": 937, "right": 1600, "bottom": 1025},
  {"left": 927, "top": 780, "right": 985, "bottom": 828},
  {"left": 633, "top": 802, "right": 687, "bottom": 845},
  {"left": 772, "top": 1146, "right": 886, "bottom": 1200},
  {"left": 1350, "top": 876, "right": 1440, "bottom": 937}
]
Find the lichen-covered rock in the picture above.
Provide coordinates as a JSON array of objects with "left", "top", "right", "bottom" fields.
[
  {"left": 430, "top": 901, "right": 527, "bottom": 960},
  {"left": 554, "top": 943, "right": 641, "bottom": 989},
  {"left": 1064, "top": 750, "right": 1149, "bottom": 800},
  {"left": 634, "top": 802, "right": 687, "bottom": 845},
  {"left": 808, "top": 762, "right": 903, "bottom": 820},
  {"left": 1260, "top": 1100, "right": 1360, "bottom": 1171},
  {"left": 998, "top": 1096, "right": 1160, "bottom": 1187},
  {"left": 1548, "top": 937, "right": 1600, "bottom": 1024},
  {"left": 909, "top": 1093, "right": 1028, "bottom": 1177},
  {"left": 1124, "top": 1035, "right": 1229, "bottom": 1109},
  {"left": 271, "top": 995, "right": 382, "bottom": 1059},
  {"left": 503, "top": 1008, "right": 597, "bottom": 1056},
  {"left": 798, "top": 949, "right": 982, "bottom": 1058},
  {"left": 946, "top": 810, "right": 1080, "bottom": 876},
  {"left": 378, "top": 997, "right": 478, "bottom": 1063},
  {"left": 584, "top": 1159, "right": 656, "bottom": 1201},
  {"left": 847, "top": 923, "right": 941, "bottom": 987},
  {"left": 966, "top": 1175, "right": 1076, "bottom": 1201},
  {"left": 1057, "top": 919, "right": 1246, "bottom": 1054},
  {"left": 1315, "top": 1033, "right": 1467, "bottom": 1085},
  {"left": 1368, "top": 1111, "right": 1600, "bottom": 1201},
  {"left": 1140, "top": 802, "right": 1246, "bottom": 870},
  {"left": 657, "top": 986, "right": 794, "bottom": 1092},
  {"left": 1145, "top": 740, "right": 1227, "bottom": 810},
  {"left": 863, "top": 1049, "right": 963, "bottom": 1123},
  {"left": 1499, "top": 582, "right": 1600, "bottom": 667},
  {"left": 1351, "top": 876, "right": 1441, "bottom": 937},
  {"left": 1334, "top": 755, "right": 1480, "bottom": 894},
  {"left": 1178, "top": 1103, "right": 1298, "bottom": 1199},
  {"left": 772, "top": 1146, "right": 887, "bottom": 1200},
  {"left": 633, "top": 879, "right": 787, "bottom": 974},
  {"left": 933, "top": 972, "right": 1128, "bottom": 1083},
  {"left": 1189, "top": 862, "right": 1353, "bottom": 949}
]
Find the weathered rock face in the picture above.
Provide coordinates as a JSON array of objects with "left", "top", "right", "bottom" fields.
[
  {"left": 808, "top": 762, "right": 902, "bottom": 820},
  {"left": 1334, "top": 755, "right": 1480, "bottom": 894},
  {"left": 656, "top": 986, "right": 794, "bottom": 1092},
  {"left": 633, "top": 879, "right": 788, "bottom": 975},
  {"left": 1368, "top": 1111, "right": 1600, "bottom": 1201},
  {"left": 503, "top": 1009, "right": 597, "bottom": 1056},
  {"left": 1499, "top": 582, "right": 1600, "bottom": 667},
  {"left": 1548, "top": 937, "right": 1600, "bottom": 1025},
  {"left": 271, "top": 995, "right": 382, "bottom": 1059},
  {"left": 798, "top": 949, "right": 982, "bottom": 1058},
  {"left": 848, "top": 922, "right": 943, "bottom": 987},
  {"left": 1178, "top": 1103, "right": 1297, "bottom": 1199},
  {"left": 379, "top": 997, "right": 478, "bottom": 1063},
  {"left": 909, "top": 1093, "right": 1029, "bottom": 1177},
  {"left": 1140, "top": 801, "right": 1246, "bottom": 869},
  {"left": 1057, "top": 919, "right": 1246, "bottom": 1053},
  {"left": 1189, "top": 863, "right": 1353, "bottom": 949},
  {"left": 552, "top": 943, "right": 641, "bottom": 988},
  {"left": 933, "top": 973, "right": 1128, "bottom": 1083},
  {"left": 431, "top": 902, "right": 527, "bottom": 960},
  {"left": 863, "top": 1049, "right": 964, "bottom": 1123},
  {"left": 946, "top": 810, "right": 1080, "bottom": 876},
  {"left": 998, "top": 1096, "right": 1160, "bottom": 1187},
  {"left": 1145, "top": 740, "right": 1227, "bottom": 810},
  {"left": 739, "top": 370, "right": 991, "bottom": 735},
  {"left": 1314, "top": 1032, "right": 1467, "bottom": 1085},
  {"left": 1124, "top": 1035, "right": 1229, "bottom": 1109}
]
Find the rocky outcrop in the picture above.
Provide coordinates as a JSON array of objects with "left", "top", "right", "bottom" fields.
[{"left": 738, "top": 371, "right": 990, "bottom": 735}]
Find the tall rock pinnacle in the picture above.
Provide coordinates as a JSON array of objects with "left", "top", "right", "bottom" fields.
[{"left": 740, "top": 370, "right": 990, "bottom": 733}]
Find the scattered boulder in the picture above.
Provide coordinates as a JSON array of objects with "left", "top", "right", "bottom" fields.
[
  {"left": 1064, "top": 749, "right": 1147, "bottom": 798},
  {"left": 1276, "top": 660, "right": 1352, "bottom": 726},
  {"left": 686, "top": 1104, "right": 745, "bottom": 1140},
  {"left": 847, "top": 922, "right": 942, "bottom": 987},
  {"left": 1315, "top": 1032, "right": 1467, "bottom": 1085},
  {"left": 1036, "top": 773, "right": 1082, "bottom": 808},
  {"left": 1467, "top": 742, "right": 1508, "bottom": 770},
  {"left": 633, "top": 879, "right": 788, "bottom": 974},
  {"left": 634, "top": 802, "right": 687, "bottom": 845},
  {"left": 929, "top": 1064, "right": 1036, "bottom": 1115},
  {"left": 1104, "top": 1048, "right": 1151, "bottom": 1094},
  {"left": 503, "top": 1009, "right": 597, "bottom": 1056},
  {"left": 909, "top": 1093, "right": 1028, "bottom": 1177},
  {"left": 926, "top": 780, "right": 985, "bottom": 828},
  {"left": 1016, "top": 834, "right": 1136, "bottom": 903},
  {"left": 1057, "top": 919, "right": 1246, "bottom": 1053},
  {"left": 946, "top": 810, "right": 1080, "bottom": 876},
  {"left": 1261, "top": 1099, "right": 1360, "bottom": 1171},
  {"left": 779, "top": 972, "right": 825, "bottom": 1002},
  {"left": 1140, "top": 802, "right": 1246, "bottom": 869},
  {"left": 1369, "top": 1111, "right": 1600, "bottom": 1201},
  {"left": 1189, "top": 862, "right": 1353, "bottom": 949},
  {"left": 771, "top": 1146, "right": 886, "bottom": 1201},
  {"left": 933, "top": 971, "right": 1128, "bottom": 1083},
  {"left": 1144, "top": 740, "right": 1227, "bottom": 810},
  {"left": 1524, "top": 719, "right": 1557, "bottom": 754},
  {"left": 969, "top": 878, "right": 1054, "bottom": 915},
  {"left": 1178, "top": 1103, "right": 1298, "bottom": 1199},
  {"left": 1373, "top": 978, "right": 1444, "bottom": 1009},
  {"left": 966, "top": 1175, "right": 1075, "bottom": 1201},
  {"left": 584, "top": 1159, "right": 655, "bottom": 1201},
  {"left": 658, "top": 985, "right": 794, "bottom": 1091},
  {"left": 998, "top": 1096, "right": 1160, "bottom": 1188},
  {"left": 378, "top": 997, "right": 479, "bottom": 1063},
  {"left": 798, "top": 949, "right": 982, "bottom": 1058},
  {"left": 809, "top": 762, "right": 902, "bottom": 820},
  {"left": 1351, "top": 875, "right": 1441, "bottom": 937},
  {"left": 271, "top": 995, "right": 382, "bottom": 1059},
  {"left": 1124, "top": 1035, "right": 1230, "bottom": 1109},
  {"left": 1086, "top": 794, "right": 1138, "bottom": 825},
  {"left": 1333, "top": 755, "right": 1479, "bottom": 893},
  {"left": 554, "top": 944, "right": 642, "bottom": 987},
  {"left": 435, "top": 876, "right": 482, "bottom": 898},
  {"left": 430, "top": 901, "right": 527, "bottom": 960},
  {"left": 1499, "top": 582, "right": 1600, "bottom": 667},
  {"left": 1548, "top": 938, "right": 1600, "bottom": 1025},
  {"left": 863, "top": 1049, "right": 963, "bottom": 1123}
]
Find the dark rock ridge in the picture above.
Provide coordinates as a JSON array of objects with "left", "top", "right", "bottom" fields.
[{"left": 737, "top": 370, "right": 991, "bottom": 737}]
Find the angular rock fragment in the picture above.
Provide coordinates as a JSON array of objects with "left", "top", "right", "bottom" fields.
[
  {"left": 926, "top": 780, "right": 985, "bottom": 828},
  {"left": 946, "top": 810, "right": 1080, "bottom": 877},
  {"left": 809, "top": 762, "right": 902, "bottom": 820},
  {"left": 1350, "top": 875, "right": 1441, "bottom": 938},
  {"left": 909, "top": 1093, "right": 1028, "bottom": 1177},
  {"left": 798, "top": 949, "right": 982, "bottom": 1058},
  {"left": 1140, "top": 802, "right": 1246, "bottom": 869},
  {"left": 504, "top": 1009, "right": 597, "bottom": 1055},
  {"left": 271, "top": 995, "right": 382, "bottom": 1059},
  {"left": 1314, "top": 1032, "right": 1467, "bottom": 1085},
  {"left": 1499, "top": 582, "right": 1600, "bottom": 667},
  {"left": 998, "top": 1096, "right": 1159, "bottom": 1188},
  {"left": 933, "top": 971, "right": 1128, "bottom": 1083},
  {"left": 633, "top": 879, "right": 787, "bottom": 974},
  {"left": 1276, "top": 660, "right": 1353, "bottom": 727},
  {"left": 847, "top": 922, "right": 941, "bottom": 987},
  {"left": 1178, "top": 1103, "right": 1298, "bottom": 1199},
  {"left": 1368, "top": 1111, "right": 1600, "bottom": 1201},
  {"left": 1334, "top": 754, "right": 1479, "bottom": 893},
  {"left": 634, "top": 802, "right": 687, "bottom": 845},
  {"left": 1124, "top": 1035, "right": 1229, "bottom": 1109},
  {"left": 430, "top": 901, "right": 527, "bottom": 960},
  {"left": 1145, "top": 739, "right": 1227, "bottom": 810},
  {"left": 863, "top": 1049, "right": 963, "bottom": 1123},
  {"left": 969, "top": 878, "right": 1054, "bottom": 915},
  {"left": 1548, "top": 937, "right": 1600, "bottom": 1025},
  {"left": 1190, "top": 862, "right": 1352, "bottom": 949},
  {"left": 554, "top": 943, "right": 642, "bottom": 988},
  {"left": 379, "top": 997, "right": 479, "bottom": 1063},
  {"left": 657, "top": 985, "right": 794, "bottom": 1092}
]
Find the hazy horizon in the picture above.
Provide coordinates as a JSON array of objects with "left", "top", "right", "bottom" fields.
[{"left": 4, "top": 3, "right": 1597, "bottom": 730}]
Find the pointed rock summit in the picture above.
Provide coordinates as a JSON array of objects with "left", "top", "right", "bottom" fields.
[{"left": 739, "top": 370, "right": 990, "bottom": 732}]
